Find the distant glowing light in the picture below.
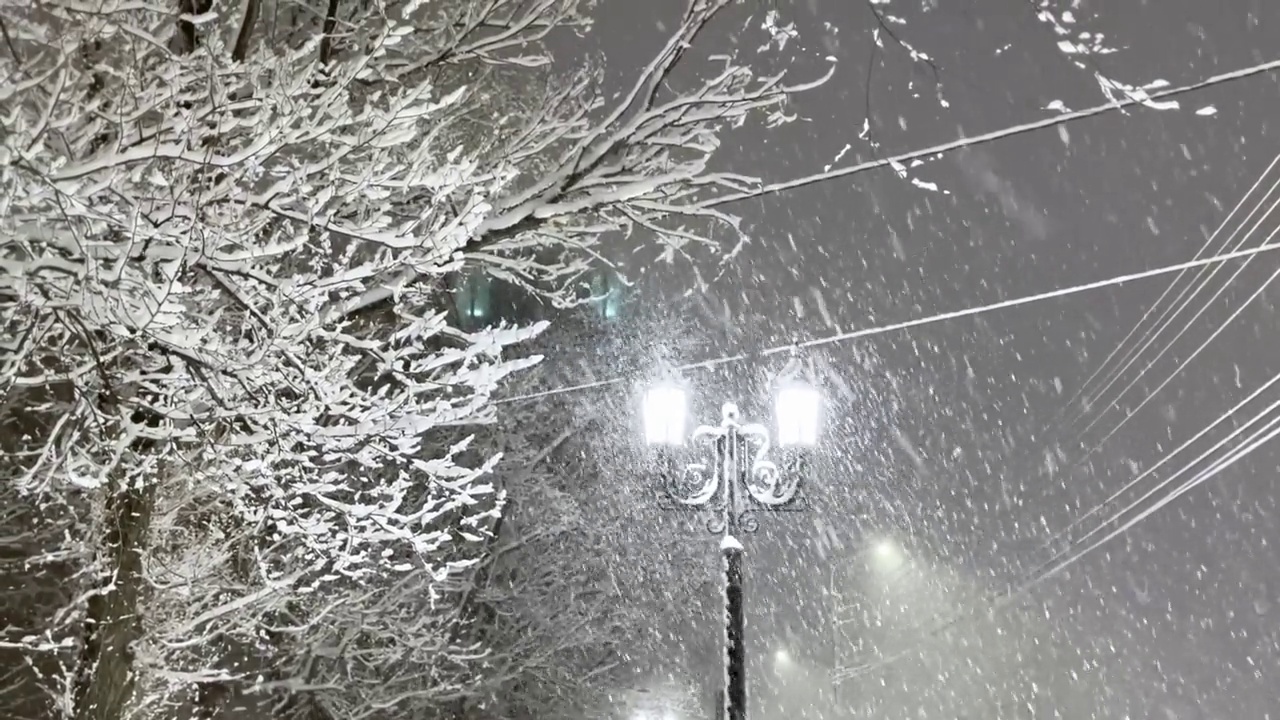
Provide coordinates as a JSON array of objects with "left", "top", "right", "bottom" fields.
[
  {"left": 774, "top": 648, "right": 792, "bottom": 666},
  {"left": 872, "top": 539, "right": 905, "bottom": 571}
]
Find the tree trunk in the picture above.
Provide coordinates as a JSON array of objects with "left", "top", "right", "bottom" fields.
[{"left": 72, "top": 479, "right": 155, "bottom": 720}]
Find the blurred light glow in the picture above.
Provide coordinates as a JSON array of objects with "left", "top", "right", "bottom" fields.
[
  {"left": 872, "top": 539, "right": 904, "bottom": 571},
  {"left": 775, "top": 383, "right": 821, "bottom": 446},
  {"left": 774, "top": 648, "right": 792, "bottom": 666},
  {"left": 642, "top": 384, "right": 687, "bottom": 445}
]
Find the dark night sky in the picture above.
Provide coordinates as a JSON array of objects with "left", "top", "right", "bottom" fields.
[{"left": 554, "top": 1, "right": 1280, "bottom": 717}]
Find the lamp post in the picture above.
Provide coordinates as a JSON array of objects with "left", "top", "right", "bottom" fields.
[{"left": 642, "top": 380, "right": 821, "bottom": 720}]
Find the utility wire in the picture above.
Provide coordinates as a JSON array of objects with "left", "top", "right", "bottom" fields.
[
  {"left": 496, "top": 240, "right": 1280, "bottom": 405},
  {"left": 706, "top": 58, "right": 1280, "bottom": 208},
  {"left": 826, "top": 195, "right": 1280, "bottom": 682},
  {"left": 1042, "top": 368, "right": 1280, "bottom": 558},
  {"left": 1068, "top": 177, "right": 1280, "bottom": 442},
  {"left": 1057, "top": 154, "right": 1280, "bottom": 428},
  {"left": 495, "top": 57, "right": 1280, "bottom": 407},
  {"left": 983, "top": 157, "right": 1280, "bottom": 558},
  {"left": 833, "top": 379, "right": 1280, "bottom": 682},
  {"left": 1072, "top": 224, "right": 1280, "bottom": 462},
  {"left": 1061, "top": 386, "right": 1280, "bottom": 561},
  {"left": 673, "top": 54, "right": 1280, "bottom": 686}
]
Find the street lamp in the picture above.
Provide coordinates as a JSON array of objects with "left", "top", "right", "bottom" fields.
[
  {"left": 775, "top": 382, "right": 821, "bottom": 447},
  {"left": 642, "top": 383, "right": 688, "bottom": 446},
  {"left": 643, "top": 380, "right": 821, "bottom": 720}
]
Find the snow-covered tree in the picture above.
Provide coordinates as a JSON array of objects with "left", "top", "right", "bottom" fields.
[
  {"left": 446, "top": 308, "right": 718, "bottom": 719},
  {"left": 1, "top": 0, "right": 829, "bottom": 718}
]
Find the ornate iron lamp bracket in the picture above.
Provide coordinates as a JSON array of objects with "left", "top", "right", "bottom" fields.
[{"left": 656, "top": 408, "right": 811, "bottom": 534}]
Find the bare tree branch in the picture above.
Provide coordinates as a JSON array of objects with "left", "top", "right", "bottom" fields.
[{"left": 232, "top": 0, "right": 262, "bottom": 62}]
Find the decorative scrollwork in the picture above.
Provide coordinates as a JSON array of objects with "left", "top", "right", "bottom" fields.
[
  {"left": 664, "top": 461, "right": 718, "bottom": 507},
  {"left": 661, "top": 423, "right": 724, "bottom": 506},
  {"left": 655, "top": 410, "right": 809, "bottom": 534},
  {"left": 691, "top": 423, "right": 726, "bottom": 445},
  {"left": 739, "top": 423, "right": 800, "bottom": 506},
  {"left": 706, "top": 514, "right": 728, "bottom": 535},
  {"left": 700, "top": 510, "right": 761, "bottom": 535}
]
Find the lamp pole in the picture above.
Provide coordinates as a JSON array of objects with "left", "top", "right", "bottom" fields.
[
  {"left": 644, "top": 388, "right": 819, "bottom": 720},
  {"left": 713, "top": 409, "right": 747, "bottom": 720}
]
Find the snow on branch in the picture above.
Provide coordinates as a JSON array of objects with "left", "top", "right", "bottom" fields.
[
  {"left": 339, "top": 0, "right": 836, "bottom": 316},
  {"left": 0, "top": 0, "right": 830, "bottom": 715},
  {"left": 1029, "top": 0, "right": 1182, "bottom": 112},
  {"left": 0, "top": 0, "right": 559, "bottom": 715}
]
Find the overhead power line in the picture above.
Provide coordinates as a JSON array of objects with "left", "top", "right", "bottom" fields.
[
  {"left": 974, "top": 155, "right": 1280, "bottom": 552},
  {"left": 1068, "top": 170, "right": 1280, "bottom": 442},
  {"left": 832, "top": 373, "right": 1280, "bottom": 683},
  {"left": 708, "top": 57, "right": 1280, "bottom": 208},
  {"left": 1058, "top": 154, "right": 1280, "bottom": 427},
  {"left": 494, "top": 55, "right": 1280, "bottom": 406},
  {"left": 1073, "top": 224, "right": 1280, "bottom": 460},
  {"left": 497, "top": 239, "right": 1280, "bottom": 405}
]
